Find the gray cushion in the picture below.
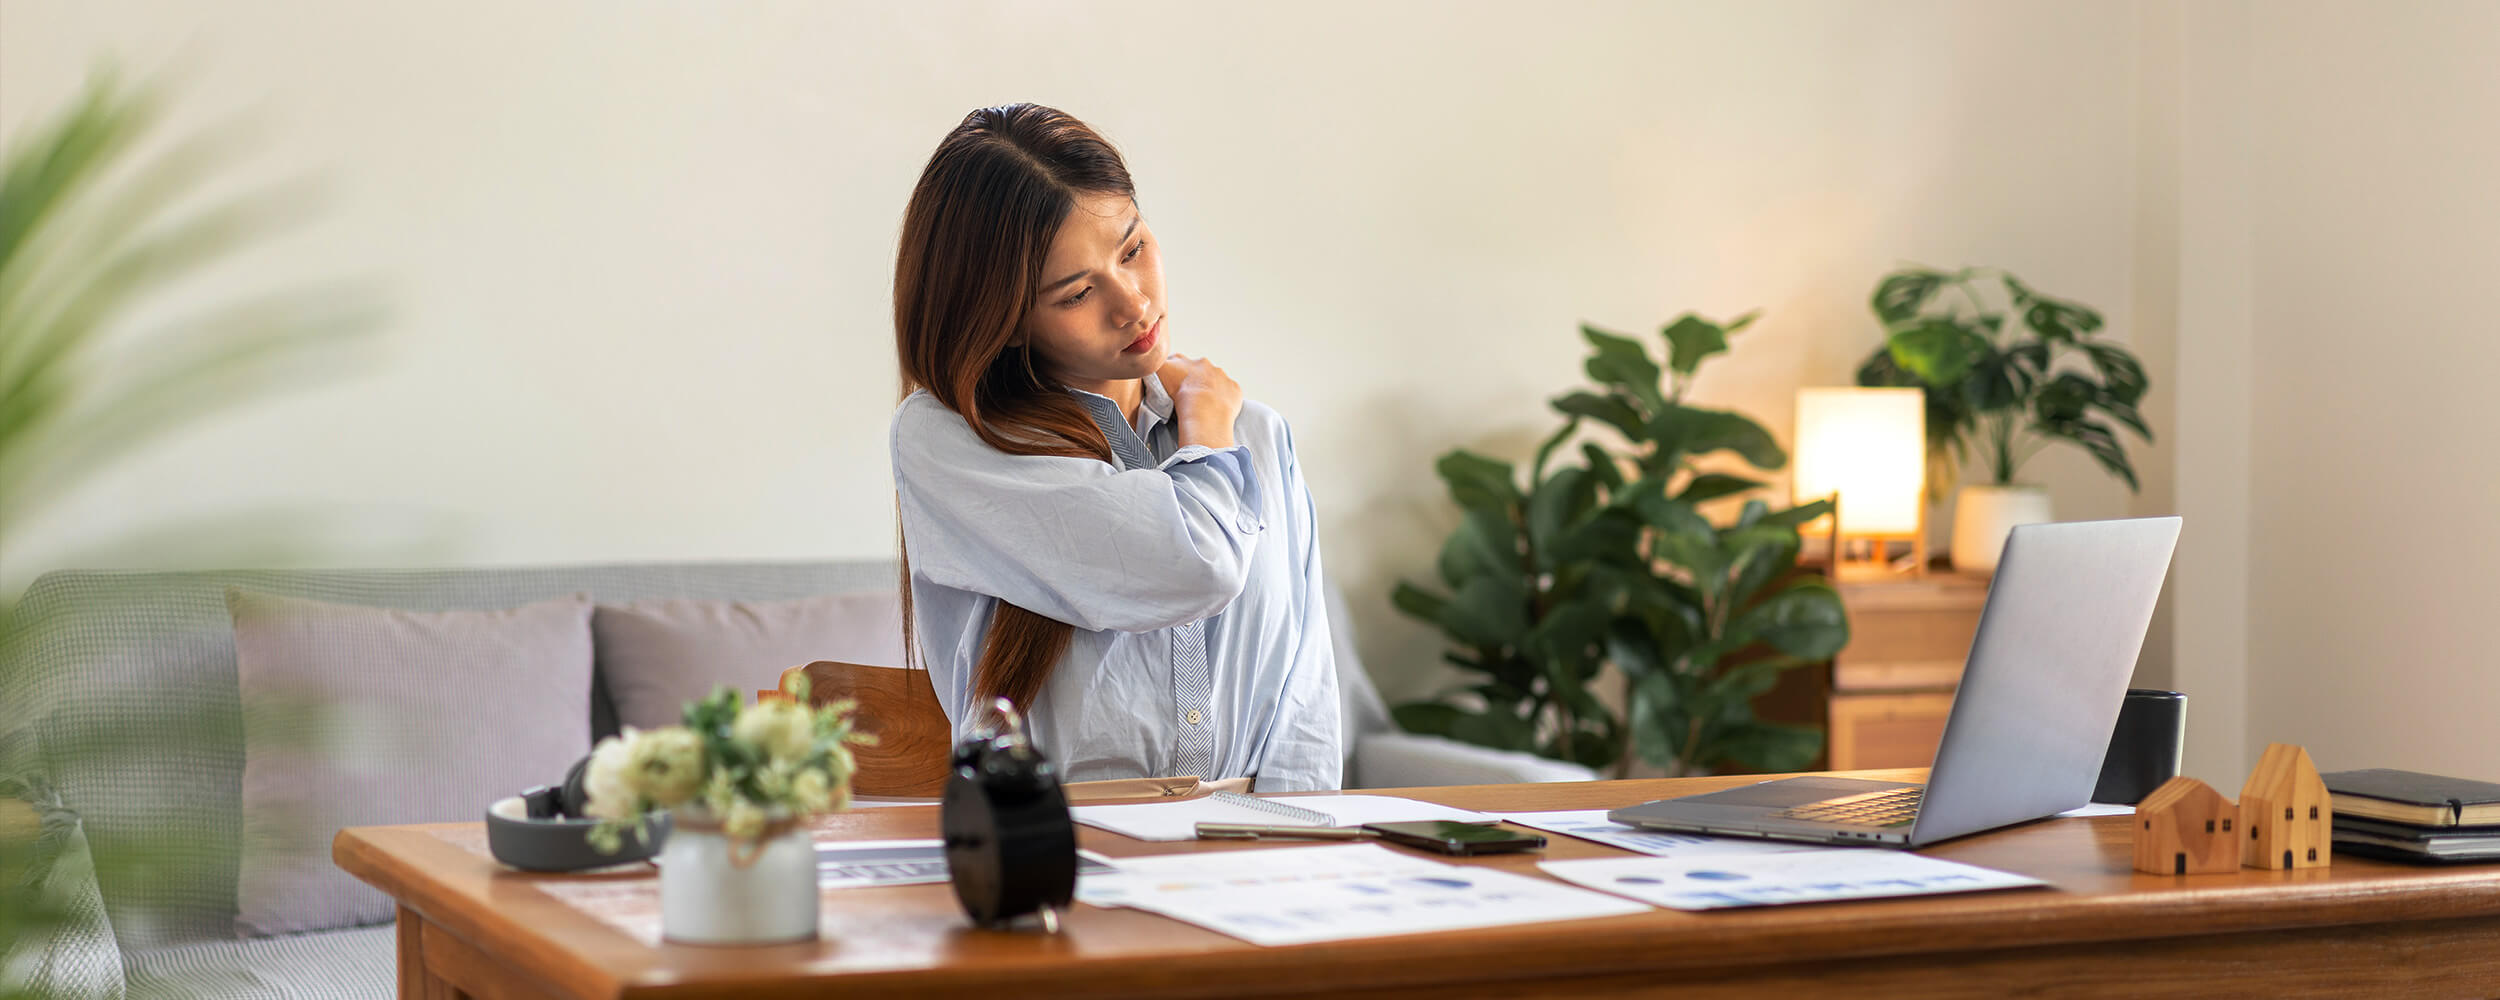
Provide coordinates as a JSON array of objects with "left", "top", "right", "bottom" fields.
[
  {"left": 228, "top": 590, "right": 595, "bottom": 936},
  {"left": 594, "top": 593, "right": 906, "bottom": 732},
  {"left": 4, "top": 562, "right": 889, "bottom": 950},
  {"left": 125, "top": 925, "right": 392, "bottom": 1000}
]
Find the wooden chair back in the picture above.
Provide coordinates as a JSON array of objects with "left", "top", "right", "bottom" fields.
[{"left": 759, "top": 660, "right": 953, "bottom": 797}]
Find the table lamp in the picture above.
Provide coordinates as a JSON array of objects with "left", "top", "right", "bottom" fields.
[{"left": 1793, "top": 387, "right": 1926, "bottom": 579}]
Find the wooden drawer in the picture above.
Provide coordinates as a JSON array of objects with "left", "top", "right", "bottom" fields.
[
  {"left": 1833, "top": 606, "right": 1983, "bottom": 690},
  {"left": 1827, "top": 691, "right": 1956, "bottom": 770}
]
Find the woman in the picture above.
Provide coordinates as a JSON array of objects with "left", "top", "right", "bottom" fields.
[{"left": 888, "top": 104, "right": 1341, "bottom": 791}]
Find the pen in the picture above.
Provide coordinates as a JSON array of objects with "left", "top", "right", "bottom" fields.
[{"left": 1195, "top": 822, "right": 1375, "bottom": 841}]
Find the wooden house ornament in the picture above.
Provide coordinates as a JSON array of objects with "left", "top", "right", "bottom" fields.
[
  {"left": 2240, "top": 742, "right": 2331, "bottom": 870},
  {"left": 2133, "top": 776, "right": 2240, "bottom": 875}
]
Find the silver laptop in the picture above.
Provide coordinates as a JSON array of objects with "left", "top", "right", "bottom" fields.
[{"left": 1608, "top": 516, "right": 2181, "bottom": 848}]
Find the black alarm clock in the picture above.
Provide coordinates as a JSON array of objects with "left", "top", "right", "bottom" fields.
[{"left": 941, "top": 698, "right": 1077, "bottom": 931}]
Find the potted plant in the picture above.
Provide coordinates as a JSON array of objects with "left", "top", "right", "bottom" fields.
[
  {"left": 1854, "top": 266, "right": 2151, "bottom": 572},
  {"left": 1392, "top": 313, "right": 1849, "bottom": 778},
  {"left": 585, "top": 680, "right": 873, "bottom": 945}
]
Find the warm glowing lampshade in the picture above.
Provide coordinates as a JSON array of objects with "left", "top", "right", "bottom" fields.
[{"left": 1793, "top": 387, "right": 1925, "bottom": 535}]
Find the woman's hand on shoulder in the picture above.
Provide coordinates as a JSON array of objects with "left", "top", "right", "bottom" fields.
[{"left": 1156, "top": 355, "right": 1242, "bottom": 450}]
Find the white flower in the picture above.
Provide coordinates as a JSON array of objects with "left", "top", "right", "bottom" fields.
[
  {"left": 629, "top": 727, "right": 706, "bottom": 807},
  {"left": 732, "top": 698, "right": 816, "bottom": 763},
  {"left": 582, "top": 731, "right": 640, "bottom": 821},
  {"left": 791, "top": 769, "right": 832, "bottom": 814},
  {"left": 723, "top": 798, "right": 768, "bottom": 841}
]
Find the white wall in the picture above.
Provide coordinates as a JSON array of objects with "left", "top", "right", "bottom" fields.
[
  {"left": 2240, "top": 0, "right": 2500, "bottom": 779},
  {"left": 2, "top": 1, "right": 2159, "bottom": 708}
]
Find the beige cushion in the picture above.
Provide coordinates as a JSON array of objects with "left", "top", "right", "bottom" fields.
[
  {"left": 228, "top": 589, "right": 593, "bottom": 936},
  {"left": 593, "top": 593, "right": 905, "bottom": 731}
]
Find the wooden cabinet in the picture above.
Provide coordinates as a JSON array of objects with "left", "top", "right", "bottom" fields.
[
  {"left": 1752, "top": 569, "right": 1990, "bottom": 772},
  {"left": 1825, "top": 571, "right": 1989, "bottom": 770}
]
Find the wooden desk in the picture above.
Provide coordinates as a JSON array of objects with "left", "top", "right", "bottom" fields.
[{"left": 336, "top": 770, "right": 2500, "bottom": 999}]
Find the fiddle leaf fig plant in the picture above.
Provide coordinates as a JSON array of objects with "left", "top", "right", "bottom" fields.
[
  {"left": 1854, "top": 266, "right": 2151, "bottom": 494},
  {"left": 1392, "top": 313, "right": 1850, "bottom": 778}
]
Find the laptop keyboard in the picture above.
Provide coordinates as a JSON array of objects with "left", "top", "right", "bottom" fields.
[{"left": 1772, "top": 786, "right": 1924, "bottom": 828}]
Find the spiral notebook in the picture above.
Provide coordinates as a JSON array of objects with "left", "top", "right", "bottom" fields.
[{"left": 1071, "top": 792, "right": 1497, "bottom": 842}]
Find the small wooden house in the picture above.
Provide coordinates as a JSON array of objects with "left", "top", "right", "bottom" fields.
[
  {"left": 2240, "top": 742, "right": 2332, "bottom": 870},
  {"left": 2134, "top": 776, "right": 2240, "bottom": 875}
]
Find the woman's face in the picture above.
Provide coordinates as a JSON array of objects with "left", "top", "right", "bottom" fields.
[{"left": 1018, "top": 191, "right": 1168, "bottom": 391}]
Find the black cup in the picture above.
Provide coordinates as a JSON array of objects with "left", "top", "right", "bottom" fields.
[{"left": 2094, "top": 689, "right": 2186, "bottom": 804}]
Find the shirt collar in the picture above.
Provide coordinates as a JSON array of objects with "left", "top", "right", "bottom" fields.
[{"left": 1064, "top": 377, "right": 1172, "bottom": 437}]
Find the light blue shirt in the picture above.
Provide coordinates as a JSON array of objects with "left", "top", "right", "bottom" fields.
[{"left": 889, "top": 376, "right": 1343, "bottom": 791}]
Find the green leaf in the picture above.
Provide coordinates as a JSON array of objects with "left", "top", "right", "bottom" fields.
[
  {"left": 1660, "top": 313, "right": 1736, "bottom": 376},
  {"left": 1648, "top": 405, "right": 1786, "bottom": 471},
  {"left": 2049, "top": 418, "right": 2141, "bottom": 492},
  {"left": 1729, "top": 580, "right": 1850, "bottom": 659},
  {"left": 1605, "top": 617, "right": 1663, "bottom": 680},
  {"left": 1629, "top": 671, "right": 1681, "bottom": 768},
  {"left": 1886, "top": 318, "right": 1990, "bottom": 386},
  {"left": 1722, "top": 524, "right": 1802, "bottom": 608},
  {"left": 2083, "top": 341, "right": 2149, "bottom": 405},
  {"left": 1529, "top": 415, "right": 1581, "bottom": 486},
  {"left": 1709, "top": 720, "right": 1825, "bottom": 773},
  {"left": 2022, "top": 293, "right": 2104, "bottom": 343},
  {"left": 1390, "top": 581, "right": 1449, "bottom": 625},
  {"left": 1551, "top": 390, "right": 1646, "bottom": 442},
  {"left": 1580, "top": 443, "right": 1624, "bottom": 490},
  {"left": 1873, "top": 269, "right": 1950, "bottom": 325},
  {"left": 1752, "top": 498, "right": 1832, "bottom": 531},
  {"left": 2000, "top": 273, "right": 2036, "bottom": 307},
  {"left": 1524, "top": 601, "right": 1608, "bottom": 671},
  {"left": 1705, "top": 655, "right": 1807, "bottom": 703},
  {"left": 1676, "top": 473, "right": 1763, "bottom": 504},
  {"left": 1441, "top": 574, "right": 1531, "bottom": 646},
  {"left": 1525, "top": 465, "right": 1597, "bottom": 562},
  {"left": 1436, "top": 449, "right": 1520, "bottom": 515},
  {"left": 1636, "top": 494, "right": 1729, "bottom": 593},
  {"left": 1393, "top": 702, "right": 1466, "bottom": 738},
  {"left": 1548, "top": 507, "right": 1642, "bottom": 567},
  {"left": 2033, "top": 372, "right": 2098, "bottom": 425},
  {"left": 1581, "top": 323, "right": 1664, "bottom": 410},
  {"left": 1959, "top": 349, "right": 2034, "bottom": 413},
  {"left": 1437, "top": 506, "right": 1521, "bottom": 586}
]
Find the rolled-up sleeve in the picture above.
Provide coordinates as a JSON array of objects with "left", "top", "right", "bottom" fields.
[{"left": 892, "top": 396, "right": 1268, "bottom": 633}]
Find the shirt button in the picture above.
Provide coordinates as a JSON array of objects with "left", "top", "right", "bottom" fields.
[{"left": 1186, "top": 710, "right": 1204, "bottom": 726}]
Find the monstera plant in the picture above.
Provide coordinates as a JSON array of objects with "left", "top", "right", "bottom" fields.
[
  {"left": 1854, "top": 265, "right": 2151, "bottom": 493},
  {"left": 1853, "top": 265, "right": 2151, "bottom": 571},
  {"left": 1392, "top": 313, "right": 1849, "bottom": 778}
]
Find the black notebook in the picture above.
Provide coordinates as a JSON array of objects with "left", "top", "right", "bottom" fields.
[{"left": 2322, "top": 769, "right": 2500, "bottom": 828}]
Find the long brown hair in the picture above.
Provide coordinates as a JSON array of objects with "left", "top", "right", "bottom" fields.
[{"left": 893, "top": 103, "right": 1134, "bottom": 714}]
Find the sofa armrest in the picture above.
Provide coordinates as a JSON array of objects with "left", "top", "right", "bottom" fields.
[
  {"left": 2, "top": 774, "right": 128, "bottom": 1000},
  {"left": 1347, "top": 731, "right": 1601, "bottom": 789}
]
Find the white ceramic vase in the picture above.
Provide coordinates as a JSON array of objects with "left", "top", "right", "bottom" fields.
[
  {"left": 1949, "top": 484, "right": 2054, "bottom": 574},
  {"left": 658, "top": 814, "right": 818, "bottom": 945}
]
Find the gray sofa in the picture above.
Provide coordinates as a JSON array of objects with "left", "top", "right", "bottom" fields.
[{"left": 0, "top": 559, "right": 1591, "bottom": 999}]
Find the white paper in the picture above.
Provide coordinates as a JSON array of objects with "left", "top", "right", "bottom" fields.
[
  {"left": 1080, "top": 843, "right": 1649, "bottom": 946},
  {"left": 1070, "top": 793, "right": 1496, "bottom": 842},
  {"left": 1501, "top": 810, "right": 1833, "bottom": 858},
  {"left": 813, "top": 839, "right": 1117, "bottom": 889},
  {"left": 2056, "top": 802, "right": 2139, "bottom": 818},
  {"left": 1539, "top": 850, "right": 2045, "bottom": 910}
]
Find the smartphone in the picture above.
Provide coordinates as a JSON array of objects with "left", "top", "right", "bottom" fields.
[{"left": 1361, "top": 821, "right": 1546, "bottom": 856}]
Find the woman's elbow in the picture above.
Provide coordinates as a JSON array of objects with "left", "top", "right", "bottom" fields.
[{"left": 1096, "top": 556, "right": 1254, "bottom": 633}]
